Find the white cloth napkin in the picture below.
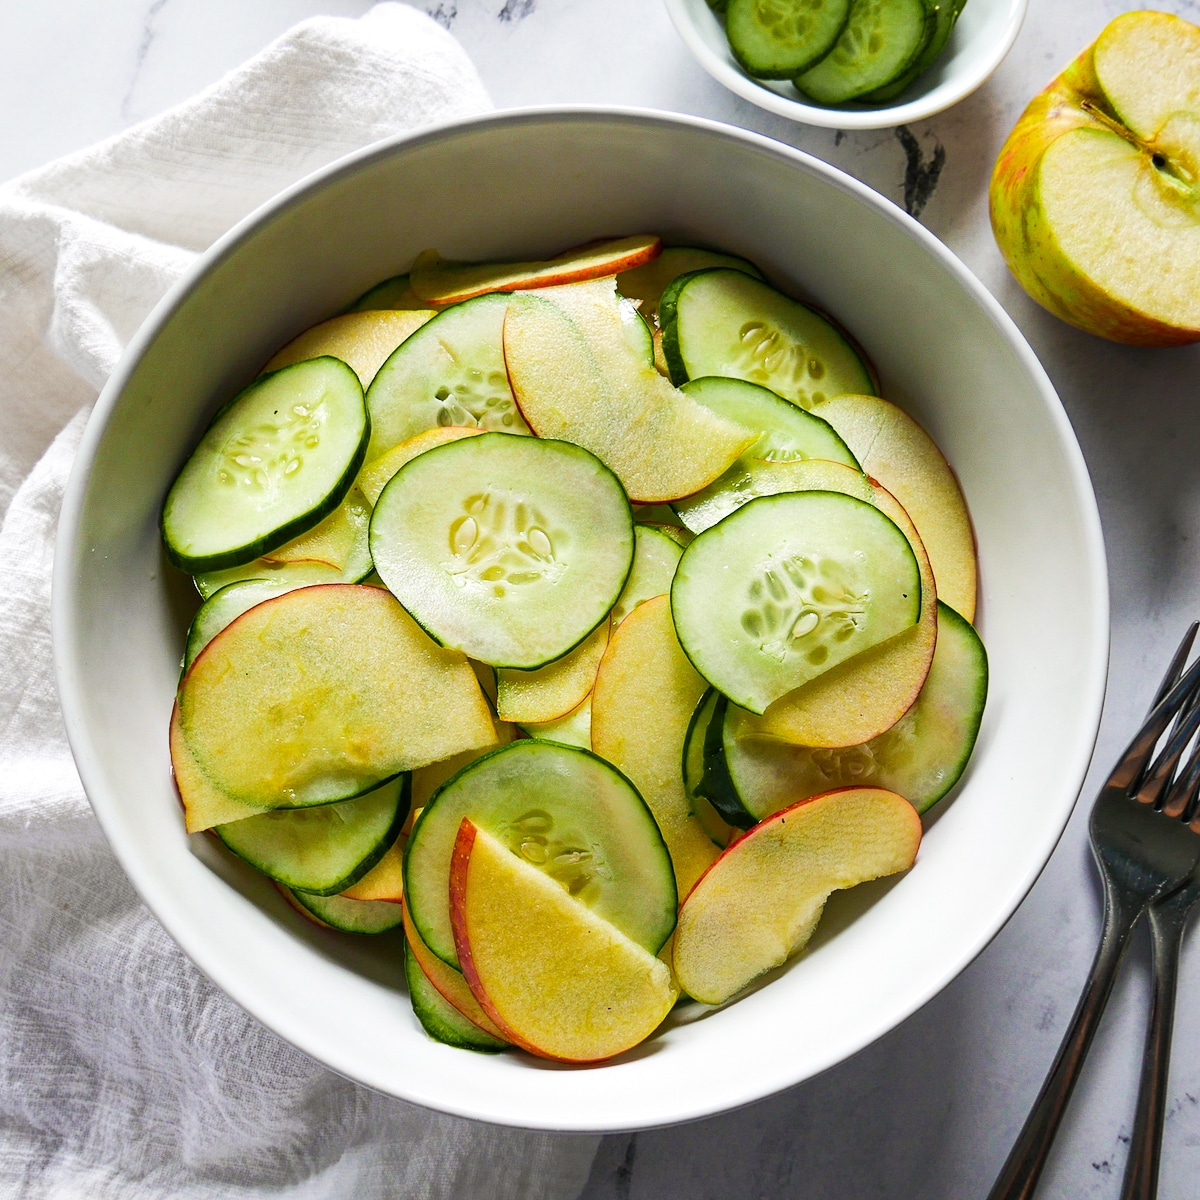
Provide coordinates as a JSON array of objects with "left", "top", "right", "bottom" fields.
[{"left": 0, "top": 6, "right": 600, "bottom": 1197}]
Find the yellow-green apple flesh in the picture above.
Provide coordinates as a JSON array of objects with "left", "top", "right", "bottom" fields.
[
  {"left": 991, "top": 11, "right": 1200, "bottom": 346},
  {"left": 410, "top": 235, "right": 662, "bottom": 304},
  {"left": 672, "top": 787, "right": 922, "bottom": 1006},
  {"left": 450, "top": 820, "right": 678, "bottom": 1062}
]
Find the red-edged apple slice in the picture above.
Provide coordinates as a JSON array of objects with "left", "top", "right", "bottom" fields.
[
  {"left": 263, "top": 309, "right": 435, "bottom": 387},
  {"left": 496, "top": 618, "right": 609, "bottom": 724},
  {"left": 504, "top": 278, "right": 756, "bottom": 503},
  {"left": 673, "top": 787, "right": 922, "bottom": 1005},
  {"left": 450, "top": 819, "right": 677, "bottom": 1062},
  {"left": 410, "top": 235, "right": 662, "bottom": 304},
  {"left": 402, "top": 901, "right": 509, "bottom": 1042},
  {"left": 815, "top": 394, "right": 977, "bottom": 622},
  {"left": 733, "top": 459, "right": 937, "bottom": 748},
  {"left": 591, "top": 594, "right": 720, "bottom": 896}
]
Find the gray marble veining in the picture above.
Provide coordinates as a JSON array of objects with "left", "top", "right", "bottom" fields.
[{"left": 5, "top": 2, "right": 1200, "bottom": 1197}]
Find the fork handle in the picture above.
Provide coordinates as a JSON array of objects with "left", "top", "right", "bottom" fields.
[
  {"left": 1119, "top": 889, "right": 1189, "bottom": 1200},
  {"left": 986, "top": 881, "right": 1142, "bottom": 1200}
]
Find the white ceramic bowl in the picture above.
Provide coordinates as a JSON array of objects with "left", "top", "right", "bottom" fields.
[
  {"left": 665, "top": 0, "right": 1028, "bottom": 129},
  {"left": 53, "top": 108, "right": 1106, "bottom": 1132}
]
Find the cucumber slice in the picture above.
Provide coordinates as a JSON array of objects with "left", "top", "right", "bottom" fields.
[
  {"left": 865, "top": 0, "right": 967, "bottom": 101},
  {"left": 660, "top": 270, "right": 875, "bottom": 410},
  {"left": 370, "top": 433, "right": 634, "bottom": 669},
  {"left": 405, "top": 739, "right": 677, "bottom": 969},
  {"left": 726, "top": 0, "right": 853, "bottom": 79},
  {"left": 184, "top": 579, "right": 296, "bottom": 670},
  {"left": 284, "top": 887, "right": 404, "bottom": 934},
  {"left": 671, "top": 490, "right": 922, "bottom": 714},
  {"left": 724, "top": 601, "right": 986, "bottom": 815},
  {"left": 682, "top": 689, "right": 739, "bottom": 844},
  {"left": 611, "top": 525, "right": 684, "bottom": 626},
  {"left": 405, "top": 941, "right": 507, "bottom": 1052},
  {"left": 620, "top": 295, "right": 656, "bottom": 366},
  {"left": 215, "top": 776, "right": 409, "bottom": 894},
  {"left": 794, "top": 0, "right": 935, "bottom": 104},
  {"left": 193, "top": 485, "right": 373, "bottom": 599},
  {"left": 364, "top": 294, "right": 529, "bottom": 459},
  {"left": 519, "top": 694, "right": 592, "bottom": 748},
  {"left": 617, "top": 247, "right": 764, "bottom": 323},
  {"left": 672, "top": 377, "right": 859, "bottom": 532},
  {"left": 163, "top": 357, "right": 369, "bottom": 574}
]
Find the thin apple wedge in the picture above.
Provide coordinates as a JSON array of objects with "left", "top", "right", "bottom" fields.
[
  {"left": 357, "top": 426, "right": 485, "bottom": 507},
  {"left": 340, "top": 834, "right": 405, "bottom": 902},
  {"left": 592, "top": 594, "right": 721, "bottom": 896},
  {"left": 496, "top": 618, "right": 609, "bottom": 724},
  {"left": 410, "top": 235, "right": 662, "bottom": 304},
  {"left": 815, "top": 394, "right": 976, "bottom": 622},
  {"left": 263, "top": 310, "right": 434, "bottom": 387},
  {"left": 402, "top": 900, "right": 509, "bottom": 1042},
  {"left": 173, "top": 585, "right": 497, "bottom": 824},
  {"left": 673, "top": 787, "right": 922, "bottom": 1005},
  {"left": 503, "top": 278, "right": 756, "bottom": 503},
  {"left": 450, "top": 820, "right": 678, "bottom": 1062}
]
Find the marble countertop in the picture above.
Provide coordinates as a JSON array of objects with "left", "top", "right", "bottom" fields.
[{"left": 6, "top": 2, "right": 1200, "bottom": 1197}]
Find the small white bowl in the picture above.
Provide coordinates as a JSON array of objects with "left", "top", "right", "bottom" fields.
[
  {"left": 54, "top": 108, "right": 1105, "bottom": 1132},
  {"left": 664, "top": 0, "right": 1029, "bottom": 129}
]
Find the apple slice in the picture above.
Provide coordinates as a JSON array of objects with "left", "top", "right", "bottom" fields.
[
  {"left": 264, "top": 310, "right": 434, "bottom": 386},
  {"left": 991, "top": 11, "right": 1200, "bottom": 345},
  {"left": 410, "top": 235, "right": 661, "bottom": 304},
  {"left": 504, "top": 278, "right": 756, "bottom": 502},
  {"left": 727, "top": 459, "right": 937, "bottom": 748},
  {"left": 357, "top": 426, "right": 485, "bottom": 507},
  {"left": 673, "top": 787, "right": 922, "bottom": 1005},
  {"left": 402, "top": 900, "right": 509, "bottom": 1042},
  {"left": 340, "top": 834, "right": 405, "bottom": 902},
  {"left": 496, "top": 618, "right": 609, "bottom": 725},
  {"left": 592, "top": 594, "right": 721, "bottom": 896},
  {"left": 450, "top": 820, "right": 677, "bottom": 1062},
  {"left": 173, "top": 585, "right": 497, "bottom": 823},
  {"left": 410, "top": 719, "right": 516, "bottom": 813},
  {"left": 815, "top": 394, "right": 977, "bottom": 622}
]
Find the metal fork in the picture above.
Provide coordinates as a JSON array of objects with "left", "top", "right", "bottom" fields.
[{"left": 987, "top": 625, "right": 1200, "bottom": 1200}]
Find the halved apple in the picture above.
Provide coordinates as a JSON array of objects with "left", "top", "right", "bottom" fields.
[
  {"left": 402, "top": 900, "right": 509, "bottom": 1042},
  {"left": 731, "top": 459, "right": 937, "bottom": 748},
  {"left": 673, "top": 787, "right": 922, "bottom": 1005},
  {"left": 815, "top": 394, "right": 977, "bottom": 622},
  {"left": 991, "top": 11, "right": 1200, "bottom": 345},
  {"left": 591, "top": 594, "right": 721, "bottom": 896},
  {"left": 263, "top": 310, "right": 434, "bottom": 386},
  {"left": 357, "top": 426, "right": 486, "bottom": 507},
  {"left": 450, "top": 820, "right": 677, "bottom": 1062},
  {"left": 410, "top": 235, "right": 661, "bottom": 304},
  {"left": 496, "top": 618, "right": 609, "bottom": 724},
  {"left": 503, "top": 279, "right": 755, "bottom": 502}
]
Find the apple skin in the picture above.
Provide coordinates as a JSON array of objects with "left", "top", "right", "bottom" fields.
[
  {"left": 990, "top": 27, "right": 1200, "bottom": 347},
  {"left": 412, "top": 236, "right": 662, "bottom": 305}
]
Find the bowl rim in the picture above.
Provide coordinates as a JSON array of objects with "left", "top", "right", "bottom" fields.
[
  {"left": 52, "top": 105, "right": 1108, "bottom": 1131},
  {"left": 662, "top": 0, "right": 1030, "bottom": 130}
]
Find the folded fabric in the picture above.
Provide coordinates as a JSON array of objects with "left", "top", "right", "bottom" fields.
[{"left": 0, "top": 6, "right": 599, "bottom": 1197}]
